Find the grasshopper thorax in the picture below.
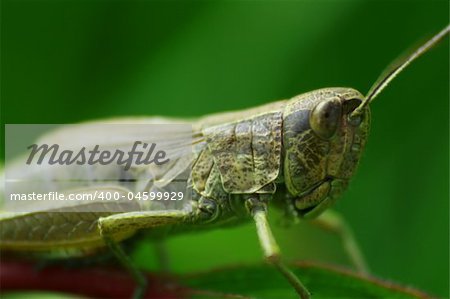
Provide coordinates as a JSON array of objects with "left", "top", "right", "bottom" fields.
[{"left": 282, "top": 88, "right": 370, "bottom": 219}]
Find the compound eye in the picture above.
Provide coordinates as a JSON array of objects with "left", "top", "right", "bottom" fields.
[{"left": 310, "top": 99, "right": 342, "bottom": 139}]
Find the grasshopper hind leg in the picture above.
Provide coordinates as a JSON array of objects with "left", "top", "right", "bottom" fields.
[
  {"left": 102, "top": 235, "right": 147, "bottom": 299},
  {"left": 247, "top": 196, "right": 311, "bottom": 299},
  {"left": 98, "top": 210, "right": 191, "bottom": 299}
]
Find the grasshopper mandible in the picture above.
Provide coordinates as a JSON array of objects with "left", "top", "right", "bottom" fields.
[{"left": 1, "top": 25, "right": 448, "bottom": 298}]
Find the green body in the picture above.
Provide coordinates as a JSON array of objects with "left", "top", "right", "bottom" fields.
[{"left": 0, "top": 87, "right": 370, "bottom": 256}]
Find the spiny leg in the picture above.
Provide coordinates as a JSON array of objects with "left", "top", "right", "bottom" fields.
[
  {"left": 102, "top": 235, "right": 147, "bottom": 299},
  {"left": 247, "top": 197, "right": 310, "bottom": 299},
  {"left": 98, "top": 210, "right": 190, "bottom": 299},
  {"left": 310, "top": 209, "right": 369, "bottom": 274}
]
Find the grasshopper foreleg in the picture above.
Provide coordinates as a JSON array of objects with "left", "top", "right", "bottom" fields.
[
  {"left": 310, "top": 209, "right": 369, "bottom": 273},
  {"left": 247, "top": 196, "right": 311, "bottom": 299},
  {"left": 98, "top": 210, "right": 190, "bottom": 299}
]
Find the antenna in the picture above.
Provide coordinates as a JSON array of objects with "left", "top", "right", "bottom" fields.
[{"left": 351, "top": 25, "right": 449, "bottom": 118}]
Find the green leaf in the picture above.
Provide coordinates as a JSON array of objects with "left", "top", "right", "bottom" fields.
[
  {"left": 1, "top": 260, "right": 432, "bottom": 299},
  {"left": 181, "top": 262, "right": 432, "bottom": 299}
]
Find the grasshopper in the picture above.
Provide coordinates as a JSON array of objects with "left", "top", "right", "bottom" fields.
[{"left": 1, "top": 25, "right": 448, "bottom": 299}]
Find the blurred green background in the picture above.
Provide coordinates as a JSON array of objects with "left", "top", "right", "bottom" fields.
[{"left": 1, "top": 0, "right": 448, "bottom": 297}]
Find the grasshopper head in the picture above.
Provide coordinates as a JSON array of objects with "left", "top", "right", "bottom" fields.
[
  {"left": 280, "top": 26, "right": 449, "bottom": 219},
  {"left": 282, "top": 88, "right": 370, "bottom": 219}
]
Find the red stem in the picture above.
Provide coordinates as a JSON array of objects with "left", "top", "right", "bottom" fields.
[{"left": 0, "top": 260, "right": 187, "bottom": 299}]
